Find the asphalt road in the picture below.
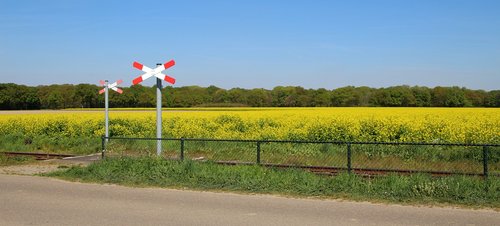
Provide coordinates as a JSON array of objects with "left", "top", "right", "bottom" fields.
[{"left": 0, "top": 174, "right": 498, "bottom": 226}]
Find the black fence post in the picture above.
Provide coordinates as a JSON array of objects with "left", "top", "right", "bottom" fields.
[
  {"left": 256, "top": 141, "right": 261, "bottom": 165},
  {"left": 483, "top": 146, "right": 489, "bottom": 178},
  {"left": 101, "top": 136, "right": 106, "bottom": 159},
  {"left": 347, "top": 143, "right": 352, "bottom": 174},
  {"left": 180, "top": 138, "right": 185, "bottom": 161}
]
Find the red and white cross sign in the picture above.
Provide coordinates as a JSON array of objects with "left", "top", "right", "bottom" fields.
[
  {"left": 132, "top": 60, "right": 176, "bottom": 85},
  {"left": 99, "top": 80, "right": 123, "bottom": 94}
]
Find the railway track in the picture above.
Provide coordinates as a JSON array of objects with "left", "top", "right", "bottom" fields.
[
  {"left": 1, "top": 152, "right": 76, "bottom": 160},
  {"left": 4, "top": 152, "right": 492, "bottom": 177},
  {"left": 214, "top": 160, "right": 489, "bottom": 177}
]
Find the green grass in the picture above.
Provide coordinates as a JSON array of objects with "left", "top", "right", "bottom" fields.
[
  {"left": 45, "top": 157, "right": 500, "bottom": 208},
  {"left": 0, "top": 134, "right": 101, "bottom": 155}
]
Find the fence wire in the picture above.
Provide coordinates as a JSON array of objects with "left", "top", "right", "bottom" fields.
[
  {"left": 351, "top": 144, "right": 485, "bottom": 175},
  {"left": 259, "top": 142, "right": 346, "bottom": 168},
  {"left": 104, "top": 138, "right": 179, "bottom": 159},
  {"left": 102, "top": 136, "right": 499, "bottom": 177},
  {"left": 183, "top": 140, "right": 255, "bottom": 163}
]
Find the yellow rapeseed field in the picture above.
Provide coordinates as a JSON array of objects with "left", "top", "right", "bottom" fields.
[{"left": 0, "top": 108, "right": 498, "bottom": 143}]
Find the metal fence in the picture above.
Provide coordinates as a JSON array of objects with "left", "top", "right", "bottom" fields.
[{"left": 101, "top": 136, "right": 500, "bottom": 177}]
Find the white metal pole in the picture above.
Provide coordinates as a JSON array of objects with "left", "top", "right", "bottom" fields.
[
  {"left": 104, "top": 80, "right": 109, "bottom": 142},
  {"left": 156, "top": 66, "right": 162, "bottom": 156}
]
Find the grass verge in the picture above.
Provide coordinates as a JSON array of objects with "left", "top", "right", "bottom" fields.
[
  {"left": 45, "top": 157, "right": 499, "bottom": 208},
  {"left": 0, "top": 154, "right": 36, "bottom": 166},
  {"left": 0, "top": 134, "right": 100, "bottom": 155}
]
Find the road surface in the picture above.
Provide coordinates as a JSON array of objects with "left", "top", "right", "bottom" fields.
[{"left": 0, "top": 174, "right": 498, "bottom": 226}]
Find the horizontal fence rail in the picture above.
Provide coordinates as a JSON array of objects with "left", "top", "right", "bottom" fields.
[
  {"left": 101, "top": 136, "right": 500, "bottom": 178},
  {"left": 102, "top": 136, "right": 500, "bottom": 146}
]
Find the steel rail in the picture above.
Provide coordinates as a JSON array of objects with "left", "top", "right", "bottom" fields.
[
  {"left": 213, "top": 160, "right": 495, "bottom": 177},
  {"left": 1, "top": 152, "right": 75, "bottom": 160}
]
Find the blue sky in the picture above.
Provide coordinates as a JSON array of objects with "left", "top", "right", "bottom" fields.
[{"left": 0, "top": 0, "right": 499, "bottom": 90}]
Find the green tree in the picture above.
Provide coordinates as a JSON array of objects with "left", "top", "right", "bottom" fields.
[
  {"left": 74, "top": 84, "right": 100, "bottom": 108},
  {"left": 247, "top": 88, "right": 271, "bottom": 107},
  {"left": 374, "top": 86, "right": 416, "bottom": 107},
  {"left": 46, "top": 91, "right": 64, "bottom": 109},
  {"left": 213, "top": 89, "right": 230, "bottom": 103},
  {"left": 464, "top": 89, "right": 486, "bottom": 107},
  {"left": 271, "top": 86, "right": 292, "bottom": 107},
  {"left": 228, "top": 88, "right": 248, "bottom": 105},
  {"left": 484, "top": 90, "right": 500, "bottom": 107},
  {"left": 331, "top": 86, "right": 357, "bottom": 106},
  {"left": 411, "top": 86, "right": 431, "bottom": 107},
  {"left": 311, "top": 88, "right": 331, "bottom": 107},
  {"left": 0, "top": 83, "right": 498, "bottom": 109},
  {"left": 444, "top": 87, "right": 466, "bottom": 107}
]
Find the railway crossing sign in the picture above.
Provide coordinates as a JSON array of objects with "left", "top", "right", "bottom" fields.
[
  {"left": 99, "top": 80, "right": 123, "bottom": 94},
  {"left": 99, "top": 79, "right": 123, "bottom": 142},
  {"left": 132, "top": 60, "right": 176, "bottom": 155},
  {"left": 132, "top": 60, "right": 176, "bottom": 85}
]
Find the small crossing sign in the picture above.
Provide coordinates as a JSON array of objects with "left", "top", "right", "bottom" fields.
[{"left": 98, "top": 79, "right": 123, "bottom": 146}]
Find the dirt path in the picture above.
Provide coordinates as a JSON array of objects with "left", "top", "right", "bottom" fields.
[
  {"left": 0, "top": 162, "right": 66, "bottom": 175},
  {"left": 0, "top": 153, "right": 101, "bottom": 175}
]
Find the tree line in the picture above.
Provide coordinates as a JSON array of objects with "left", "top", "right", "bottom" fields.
[{"left": 0, "top": 83, "right": 499, "bottom": 110}]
